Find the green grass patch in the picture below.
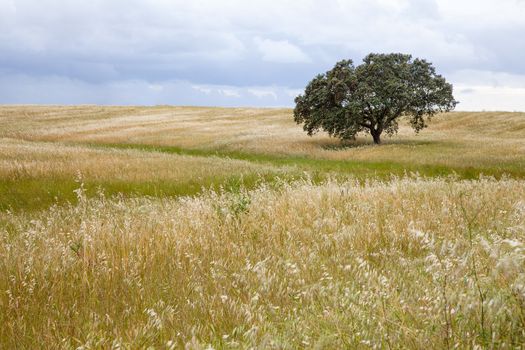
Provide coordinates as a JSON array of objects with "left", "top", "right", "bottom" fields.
[
  {"left": 83, "top": 142, "right": 525, "bottom": 179},
  {"left": 0, "top": 172, "right": 299, "bottom": 212},
  {"left": 3, "top": 141, "right": 524, "bottom": 213}
]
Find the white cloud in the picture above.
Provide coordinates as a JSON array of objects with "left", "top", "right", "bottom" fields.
[
  {"left": 0, "top": 0, "right": 524, "bottom": 109},
  {"left": 437, "top": 0, "right": 525, "bottom": 26},
  {"left": 450, "top": 69, "right": 525, "bottom": 89},
  {"left": 448, "top": 69, "right": 525, "bottom": 111},
  {"left": 217, "top": 89, "right": 241, "bottom": 98},
  {"left": 0, "top": 0, "right": 16, "bottom": 16},
  {"left": 192, "top": 85, "right": 212, "bottom": 94},
  {"left": 254, "top": 37, "right": 311, "bottom": 63},
  {"left": 0, "top": 74, "right": 299, "bottom": 106},
  {"left": 455, "top": 85, "right": 525, "bottom": 111},
  {"left": 248, "top": 88, "right": 278, "bottom": 100},
  {"left": 285, "top": 89, "right": 303, "bottom": 98}
]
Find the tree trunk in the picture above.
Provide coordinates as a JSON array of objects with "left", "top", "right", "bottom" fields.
[{"left": 371, "top": 129, "right": 381, "bottom": 144}]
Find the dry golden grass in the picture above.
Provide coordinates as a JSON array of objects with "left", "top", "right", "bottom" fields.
[
  {"left": 1, "top": 177, "right": 524, "bottom": 348},
  {"left": 2, "top": 106, "right": 524, "bottom": 171},
  {"left": 1, "top": 106, "right": 525, "bottom": 348},
  {"left": 0, "top": 137, "right": 278, "bottom": 182}
]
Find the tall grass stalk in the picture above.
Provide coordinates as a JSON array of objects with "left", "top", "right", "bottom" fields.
[{"left": 1, "top": 176, "right": 524, "bottom": 348}]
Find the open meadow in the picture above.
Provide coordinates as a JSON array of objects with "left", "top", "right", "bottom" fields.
[{"left": 1, "top": 106, "right": 525, "bottom": 348}]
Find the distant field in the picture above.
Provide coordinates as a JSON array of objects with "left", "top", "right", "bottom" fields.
[
  {"left": 1, "top": 106, "right": 525, "bottom": 348},
  {"left": 1, "top": 106, "right": 525, "bottom": 210}
]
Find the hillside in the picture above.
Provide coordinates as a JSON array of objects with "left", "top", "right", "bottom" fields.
[
  {"left": 1, "top": 106, "right": 525, "bottom": 348},
  {"left": 1, "top": 106, "right": 524, "bottom": 210}
]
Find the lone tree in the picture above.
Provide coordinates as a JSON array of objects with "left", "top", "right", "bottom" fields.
[{"left": 294, "top": 53, "right": 457, "bottom": 144}]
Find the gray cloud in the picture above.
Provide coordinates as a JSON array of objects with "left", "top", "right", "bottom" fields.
[
  {"left": 0, "top": 0, "right": 524, "bottom": 109},
  {"left": 0, "top": 74, "right": 298, "bottom": 107}
]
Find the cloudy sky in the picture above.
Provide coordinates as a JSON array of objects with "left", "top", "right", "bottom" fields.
[{"left": 1, "top": 0, "right": 524, "bottom": 110}]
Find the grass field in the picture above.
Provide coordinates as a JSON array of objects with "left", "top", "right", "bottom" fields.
[
  {"left": 1, "top": 106, "right": 525, "bottom": 348},
  {"left": 1, "top": 106, "right": 524, "bottom": 211}
]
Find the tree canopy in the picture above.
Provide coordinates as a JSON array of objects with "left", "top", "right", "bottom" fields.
[{"left": 294, "top": 53, "right": 458, "bottom": 144}]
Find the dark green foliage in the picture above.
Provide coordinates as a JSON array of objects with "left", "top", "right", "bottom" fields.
[{"left": 294, "top": 53, "right": 458, "bottom": 144}]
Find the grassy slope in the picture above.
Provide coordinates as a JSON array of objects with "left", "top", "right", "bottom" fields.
[
  {"left": 0, "top": 138, "right": 289, "bottom": 211},
  {"left": 1, "top": 106, "right": 525, "bottom": 348},
  {"left": 0, "top": 106, "right": 524, "bottom": 212}
]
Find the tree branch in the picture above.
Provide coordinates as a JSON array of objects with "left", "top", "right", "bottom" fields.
[{"left": 385, "top": 104, "right": 406, "bottom": 124}]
